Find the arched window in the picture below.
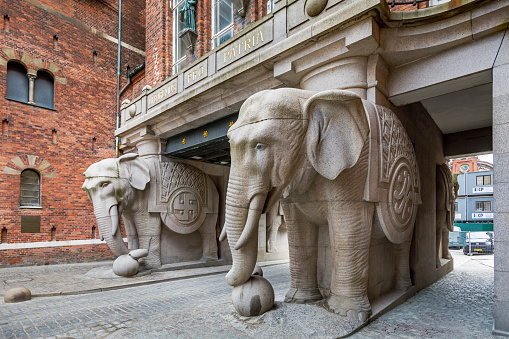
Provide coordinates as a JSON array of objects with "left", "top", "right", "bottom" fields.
[
  {"left": 34, "top": 70, "right": 54, "bottom": 109},
  {"left": 6, "top": 61, "right": 29, "bottom": 103},
  {"left": 20, "top": 169, "right": 40, "bottom": 206}
]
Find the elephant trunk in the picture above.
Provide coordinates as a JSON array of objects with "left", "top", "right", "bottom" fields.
[
  {"left": 224, "top": 180, "right": 266, "bottom": 287},
  {"left": 94, "top": 204, "right": 129, "bottom": 256}
]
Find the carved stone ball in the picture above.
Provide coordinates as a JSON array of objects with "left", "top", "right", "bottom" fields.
[
  {"left": 305, "top": 0, "right": 328, "bottom": 17},
  {"left": 232, "top": 276, "right": 275, "bottom": 316},
  {"left": 128, "top": 104, "right": 137, "bottom": 118},
  {"left": 113, "top": 254, "right": 139, "bottom": 277},
  {"left": 4, "top": 287, "right": 31, "bottom": 303}
]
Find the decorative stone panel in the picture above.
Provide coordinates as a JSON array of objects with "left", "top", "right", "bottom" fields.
[{"left": 3, "top": 155, "right": 57, "bottom": 178}]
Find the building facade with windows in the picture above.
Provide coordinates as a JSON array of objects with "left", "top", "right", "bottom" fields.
[
  {"left": 450, "top": 157, "right": 494, "bottom": 231},
  {"left": 455, "top": 170, "right": 494, "bottom": 231},
  {"left": 0, "top": 0, "right": 145, "bottom": 266}
]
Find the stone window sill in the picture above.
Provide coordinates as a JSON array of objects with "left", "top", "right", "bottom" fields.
[
  {"left": 5, "top": 97, "right": 56, "bottom": 111},
  {"left": 19, "top": 206, "right": 43, "bottom": 209}
]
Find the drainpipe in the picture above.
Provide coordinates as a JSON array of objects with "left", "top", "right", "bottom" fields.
[
  {"left": 119, "top": 63, "right": 145, "bottom": 98},
  {"left": 115, "top": 0, "right": 122, "bottom": 158}
]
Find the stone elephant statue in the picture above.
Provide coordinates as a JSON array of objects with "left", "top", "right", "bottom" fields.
[
  {"left": 436, "top": 163, "right": 459, "bottom": 268},
  {"left": 220, "top": 88, "right": 421, "bottom": 324},
  {"left": 82, "top": 153, "right": 219, "bottom": 276}
]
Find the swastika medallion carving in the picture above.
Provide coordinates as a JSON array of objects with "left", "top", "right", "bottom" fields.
[
  {"left": 173, "top": 191, "right": 199, "bottom": 224},
  {"left": 161, "top": 187, "right": 206, "bottom": 234}
]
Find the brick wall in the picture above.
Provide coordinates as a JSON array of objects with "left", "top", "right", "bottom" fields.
[
  {"left": 145, "top": 0, "right": 171, "bottom": 87},
  {"left": 0, "top": 0, "right": 144, "bottom": 265},
  {"left": 388, "top": 0, "right": 428, "bottom": 11},
  {"left": 234, "top": 0, "right": 266, "bottom": 34},
  {"left": 0, "top": 244, "right": 114, "bottom": 267}
]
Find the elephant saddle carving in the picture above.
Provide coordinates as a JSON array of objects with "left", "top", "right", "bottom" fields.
[
  {"left": 152, "top": 161, "right": 212, "bottom": 234},
  {"left": 363, "top": 102, "right": 421, "bottom": 244}
]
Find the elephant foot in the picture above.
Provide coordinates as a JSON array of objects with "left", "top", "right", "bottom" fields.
[
  {"left": 284, "top": 287, "right": 323, "bottom": 304},
  {"left": 200, "top": 253, "right": 219, "bottom": 262},
  {"left": 324, "top": 294, "right": 371, "bottom": 325},
  {"left": 444, "top": 250, "right": 452, "bottom": 260},
  {"left": 436, "top": 257, "right": 442, "bottom": 269},
  {"left": 140, "top": 257, "right": 161, "bottom": 270},
  {"left": 394, "top": 277, "right": 412, "bottom": 293}
]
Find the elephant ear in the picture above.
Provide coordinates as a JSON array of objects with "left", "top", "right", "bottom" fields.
[
  {"left": 303, "top": 90, "right": 369, "bottom": 180},
  {"left": 118, "top": 153, "right": 150, "bottom": 190}
]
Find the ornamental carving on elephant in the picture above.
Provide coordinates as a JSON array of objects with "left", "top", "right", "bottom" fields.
[
  {"left": 82, "top": 154, "right": 219, "bottom": 277},
  {"left": 220, "top": 88, "right": 421, "bottom": 325}
]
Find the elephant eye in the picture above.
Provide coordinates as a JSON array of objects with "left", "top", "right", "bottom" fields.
[
  {"left": 100, "top": 182, "right": 110, "bottom": 188},
  {"left": 255, "top": 143, "right": 266, "bottom": 151}
]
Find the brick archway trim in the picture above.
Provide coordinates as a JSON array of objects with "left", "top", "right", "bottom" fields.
[
  {"left": 0, "top": 47, "right": 66, "bottom": 85},
  {"left": 3, "top": 155, "right": 57, "bottom": 178}
]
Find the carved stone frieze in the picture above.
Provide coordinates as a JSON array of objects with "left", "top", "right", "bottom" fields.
[{"left": 160, "top": 162, "right": 207, "bottom": 206}]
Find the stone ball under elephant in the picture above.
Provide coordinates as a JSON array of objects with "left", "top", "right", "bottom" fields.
[
  {"left": 113, "top": 254, "right": 140, "bottom": 277},
  {"left": 232, "top": 276, "right": 275, "bottom": 316}
]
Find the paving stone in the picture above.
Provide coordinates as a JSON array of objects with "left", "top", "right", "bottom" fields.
[{"left": 0, "top": 252, "right": 503, "bottom": 338}]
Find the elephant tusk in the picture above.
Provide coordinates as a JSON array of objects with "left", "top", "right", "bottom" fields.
[
  {"left": 109, "top": 205, "right": 120, "bottom": 236},
  {"left": 219, "top": 226, "right": 227, "bottom": 242},
  {"left": 234, "top": 193, "right": 267, "bottom": 250}
]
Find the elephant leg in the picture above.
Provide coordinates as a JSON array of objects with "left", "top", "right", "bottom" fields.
[
  {"left": 325, "top": 201, "right": 373, "bottom": 324},
  {"left": 267, "top": 214, "right": 282, "bottom": 253},
  {"left": 198, "top": 213, "right": 218, "bottom": 261},
  {"left": 442, "top": 228, "right": 451, "bottom": 260},
  {"left": 136, "top": 214, "right": 162, "bottom": 269},
  {"left": 122, "top": 214, "right": 139, "bottom": 250},
  {"left": 282, "top": 202, "right": 322, "bottom": 304},
  {"left": 394, "top": 241, "right": 412, "bottom": 292},
  {"left": 435, "top": 225, "right": 442, "bottom": 268}
]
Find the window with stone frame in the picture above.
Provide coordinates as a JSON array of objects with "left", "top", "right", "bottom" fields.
[
  {"left": 6, "top": 61, "right": 29, "bottom": 103},
  {"left": 212, "top": 0, "right": 233, "bottom": 48},
  {"left": 20, "top": 169, "right": 41, "bottom": 207},
  {"left": 173, "top": 0, "right": 187, "bottom": 74},
  {"left": 34, "top": 70, "right": 54, "bottom": 109}
]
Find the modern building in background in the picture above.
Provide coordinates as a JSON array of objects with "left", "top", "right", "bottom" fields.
[
  {"left": 455, "top": 170, "right": 494, "bottom": 232},
  {"left": 450, "top": 157, "right": 494, "bottom": 232}
]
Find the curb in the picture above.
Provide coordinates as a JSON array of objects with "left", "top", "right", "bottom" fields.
[{"left": 29, "top": 260, "right": 289, "bottom": 298}]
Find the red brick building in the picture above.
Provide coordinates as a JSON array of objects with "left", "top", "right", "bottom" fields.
[{"left": 0, "top": 0, "right": 145, "bottom": 266}]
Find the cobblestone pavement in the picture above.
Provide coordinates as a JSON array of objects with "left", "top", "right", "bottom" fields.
[{"left": 0, "top": 250, "right": 501, "bottom": 338}]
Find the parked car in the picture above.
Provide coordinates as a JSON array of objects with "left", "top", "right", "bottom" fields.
[
  {"left": 463, "top": 232, "right": 494, "bottom": 255},
  {"left": 449, "top": 231, "right": 467, "bottom": 249}
]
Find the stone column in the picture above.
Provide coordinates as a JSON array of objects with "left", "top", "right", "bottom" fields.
[
  {"left": 136, "top": 137, "right": 167, "bottom": 157},
  {"left": 300, "top": 57, "right": 368, "bottom": 99},
  {"left": 27, "top": 71, "right": 37, "bottom": 104},
  {"left": 493, "top": 56, "right": 509, "bottom": 335}
]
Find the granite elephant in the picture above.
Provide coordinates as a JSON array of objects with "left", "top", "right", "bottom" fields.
[
  {"left": 83, "top": 153, "right": 219, "bottom": 276},
  {"left": 436, "top": 163, "right": 459, "bottom": 268},
  {"left": 220, "top": 88, "right": 421, "bottom": 324}
]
